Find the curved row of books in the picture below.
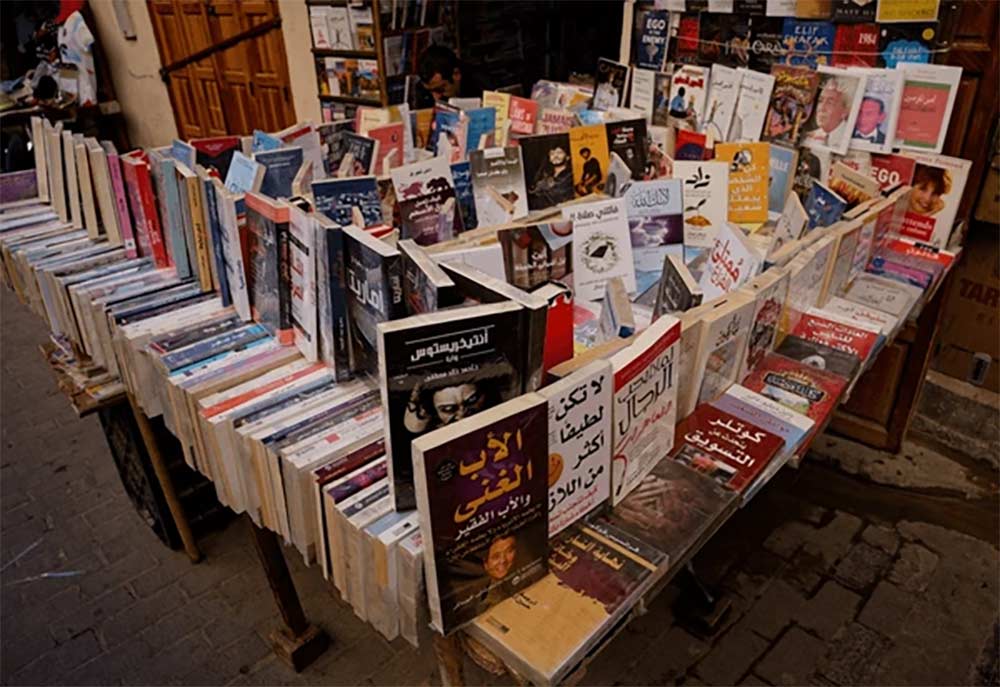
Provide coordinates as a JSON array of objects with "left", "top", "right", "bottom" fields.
[{"left": 0, "top": 37, "right": 963, "bottom": 683}]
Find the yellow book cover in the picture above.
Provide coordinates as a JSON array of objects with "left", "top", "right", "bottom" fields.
[
  {"left": 568, "top": 124, "right": 610, "bottom": 198},
  {"left": 184, "top": 172, "right": 214, "bottom": 292},
  {"left": 411, "top": 108, "right": 434, "bottom": 150},
  {"left": 482, "top": 91, "right": 511, "bottom": 146},
  {"left": 876, "top": 0, "right": 940, "bottom": 23},
  {"left": 715, "top": 142, "right": 770, "bottom": 225}
]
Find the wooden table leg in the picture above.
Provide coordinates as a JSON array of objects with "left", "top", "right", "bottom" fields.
[
  {"left": 432, "top": 633, "right": 465, "bottom": 687},
  {"left": 249, "top": 517, "right": 330, "bottom": 672},
  {"left": 126, "top": 392, "right": 202, "bottom": 563}
]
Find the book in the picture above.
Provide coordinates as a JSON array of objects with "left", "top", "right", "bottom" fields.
[
  {"left": 666, "top": 65, "right": 710, "bottom": 130},
  {"left": 704, "top": 65, "right": 742, "bottom": 141},
  {"left": 791, "top": 311, "right": 880, "bottom": 363},
  {"left": 341, "top": 133, "right": 379, "bottom": 176},
  {"left": 742, "top": 352, "right": 848, "bottom": 423},
  {"left": 875, "top": 0, "right": 940, "bottom": 22},
  {"left": 712, "top": 382, "right": 815, "bottom": 464},
  {"left": 446, "top": 161, "right": 476, "bottom": 232},
  {"left": 465, "top": 107, "right": 497, "bottom": 151},
  {"left": 121, "top": 151, "right": 169, "bottom": 267},
  {"left": 391, "top": 157, "right": 461, "bottom": 245},
  {"left": 605, "top": 119, "right": 647, "bottom": 181},
  {"left": 637, "top": 10, "right": 670, "bottom": 70},
  {"left": 379, "top": 302, "right": 528, "bottom": 511},
  {"left": 731, "top": 68, "right": 775, "bottom": 142},
  {"left": 819, "top": 296, "right": 899, "bottom": 336},
  {"left": 781, "top": 18, "right": 835, "bottom": 68},
  {"left": 869, "top": 153, "right": 916, "bottom": 192},
  {"left": 843, "top": 272, "right": 920, "bottom": 318},
  {"left": 312, "top": 176, "right": 383, "bottom": 229},
  {"left": 774, "top": 333, "right": 861, "bottom": 380},
  {"left": 468, "top": 147, "right": 529, "bottom": 227},
  {"left": 508, "top": 97, "right": 539, "bottom": 139},
  {"left": 254, "top": 147, "right": 304, "bottom": 199},
  {"left": 878, "top": 23, "right": 936, "bottom": 68},
  {"left": 593, "top": 58, "right": 629, "bottom": 111},
  {"left": 562, "top": 198, "right": 637, "bottom": 301},
  {"left": 496, "top": 222, "right": 573, "bottom": 291},
  {"left": 894, "top": 63, "right": 962, "bottom": 154},
  {"left": 368, "top": 122, "right": 404, "bottom": 174},
  {"left": 699, "top": 12, "right": 752, "bottom": 68},
  {"left": 609, "top": 314, "right": 681, "bottom": 505},
  {"left": 672, "top": 404, "right": 784, "bottom": 493},
  {"left": 170, "top": 139, "right": 197, "bottom": 169},
  {"left": 568, "top": 125, "right": 611, "bottom": 198},
  {"left": 828, "top": 162, "right": 880, "bottom": 209},
  {"left": 398, "top": 238, "right": 459, "bottom": 315},
  {"left": 598, "top": 276, "right": 635, "bottom": 340},
  {"left": 699, "top": 222, "right": 762, "bottom": 300},
  {"left": 674, "top": 160, "right": 729, "bottom": 258},
  {"left": 539, "top": 360, "right": 613, "bottom": 535},
  {"left": 898, "top": 153, "right": 970, "bottom": 249},
  {"left": 846, "top": 68, "right": 902, "bottom": 154},
  {"left": 798, "top": 66, "right": 866, "bottom": 155},
  {"left": 223, "top": 151, "right": 265, "bottom": 195},
  {"left": 674, "top": 129, "right": 709, "bottom": 162},
  {"left": 245, "top": 192, "right": 292, "bottom": 345},
  {"left": 467, "top": 518, "right": 666, "bottom": 686},
  {"left": 214, "top": 185, "right": 251, "bottom": 322},
  {"left": 430, "top": 105, "right": 468, "bottom": 163},
  {"left": 192, "top": 136, "right": 241, "bottom": 180},
  {"left": 691, "top": 293, "right": 757, "bottom": 408},
  {"left": 738, "top": 267, "right": 791, "bottom": 379},
  {"left": 715, "top": 142, "right": 770, "bottom": 225},
  {"left": 482, "top": 91, "right": 511, "bottom": 146},
  {"left": 315, "top": 218, "right": 351, "bottom": 380},
  {"left": 343, "top": 224, "right": 404, "bottom": 376},
  {"left": 622, "top": 179, "right": 683, "bottom": 273},
  {"left": 521, "top": 133, "right": 575, "bottom": 211},
  {"left": 101, "top": 141, "right": 136, "bottom": 257},
  {"left": 535, "top": 107, "right": 577, "bottom": 135},
  {"left": 763, "top": 65, "right": 819, "bottom": 145},
  {"left": 768, "top": 144, "right": 798, "bottom": 213},
  {"left": 804, "top": 182, "right": 847, "bottom": 229},
  {"left": 831, "top": 23, "right": 880, "bottom": 68},
  {"left": 653, "top": 253, "right": 704, "bottom": 317},
  {"left": 832, "top": 0, "right": 876, "bottom": 21}
]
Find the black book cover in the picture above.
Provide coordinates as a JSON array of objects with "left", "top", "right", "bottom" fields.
[
  {"left": 521, "top": 133, "right": 575, "bottom": 211},
  {"left": 380, "top": 302, "right": 527, "bottom": 510},
  {"left": 832, "top": 0, "right": 876, "bottom": 22},
  {"left": 605, "top": 119, "right": 648, "bottom": 182},
  {"left": 774, "top": 334, "right": 861, "bottom": 380},
  {"left": 699, "top": 13, "right": 751, "bottom": 68},
  {"left": 343, "top": 226, "right": 404, "bottom": 377},
  {"left": 878, "top": 23, "right": 938, "bottom": 68},
  {"left": 748, "top": 17, "right": 788, "bottom": 71},
  {"left": 398, "top": 238, "right": 461, "bottom": 314}
]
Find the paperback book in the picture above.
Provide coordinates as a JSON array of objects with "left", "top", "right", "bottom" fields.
[
  {"left": 312, "top": 176, "right": 383, "bottom": 229},
  {"left": 468, "top": 147, "right": 529, "bottom": 227},
  {"left": 774, "top": 334, "right": 861, "bottom": 380},
  {"left": 622, "top": 179, "right": 684, "bottom": 273},
  {"left": 763, "top": 65, "right": 819, "bottom": 145},
  {"left": 496, "top": 222, "right": 573, "bottom": 291},
  {"left": 674, "top": 160, "right": 729, "bottom": 259},
  {"left": 569, "top": 125, "right": 611, "bottom": 198},
  {"left": 521, "top": 133, "right": 575, "bottom": 211},
  {"left": 742, "top": 352, "right": 849, "bottom": 424},
  {"left": 715, "top": 142, "right": 770, "bottom": 225},
  {"left": 562, "top": 198, "right": 637, "bottom": 301},
  {"left": 391, "top": 157, "right": 461, "bottom": 245},
  {"left": 343, "top": 225, "right": 404, "bottom": 376},
  {"left": 798, "top": 66, "right": 866, "bottom": 155}
]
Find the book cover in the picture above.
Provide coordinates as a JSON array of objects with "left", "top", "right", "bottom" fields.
[
  {"left": 692, "top": 295, "right": 757, "bottom": 407},
  {"left": 747, "top": 16, "right": 787, "bottom": 72},
  {"left": 255, "top": 147, "right": 304, "bottom": 199},
  {"left": 368, "top": 122, "right": 404, "bottom": 174},
  {"left": 482, "top": 91, "right": 511, "bottom": 146},
  {"left": 698, "top": 13, "right": 752, "bottom": 68},
  {"left": 832, "top": 0, "right": 876, "bottom": 21},
  {"left": 715, "top": 141, "right": 770, "bottom": 225},
  {"left": 876, "top": 0, "right": 940, "bottom": 22},
  {"left": 781, "top": 18, "right": 835, "bottom": 68},
  {"left": 798, "top": 66, "right": 866, "bottom": 155},
  {"left": 674, "top": 160, "right": 729, "bottom": 256},
  {"left": 637, "top": 10, "right": 670, "bottom": 70},
  {"left": 287, "top": 206, "right": 318, "bottom": 362},
  {"left": 844, "top": 272, "right": 920, "bottom": 318},
  {"left": 878, "top": 23, "right": 936, "bottom": 68},
  {"left": 629, "top": 68, "right": 657, "bottom": 119},
  {"left": 223, "top": 151, "right": 265, "bottom": 195},
  {"left": 740, "top": 268, "right": 791, "bottom": 379},
  {"left": 121, "top": 152, "right": 169, "bottom": 268},
  {"left": 894, "top": 63, "right": 962, "bottom": 154},
  {"left": 791, "top": 312, "right": 880, "bottom": 362},
  {"left": 869, "top": 152, "right": 916, "bottom": 191},
  {"left": 562, "top": 198, "right": 637, "bottom": 301},
  {"left": 674, "top": 14, "right": 702, "bottom": 64},
  {"left": 898, "top": 153, "right": 970, "bottom": 249},
  {"left": 468, "top": 146, "right": 529, "bottom": 227},
  {"left": 315, "top": 219, "right": 352, "bottom": 379},
  {"left": 245, "top": 192, "right": 292, "bottom": 345},
  {"left": 101, "top": 142, "right": 136, "bottom": 257},
  {"left": 804, "top": 182, "right": 847, "bottom": 228},
  {"left": 215, "top": 185, "right": 252, "bottom": 322},
  {"left": 698, "top": 222, "right": 762, "bottom": 299},
  {"left": 774, "top": 333, "right": 861, "bottom": 380},
  {"left": 450, "top": 161, "right": 478, "bottom": 232},
  {"left": 593, "top": 58, "right": 629, "bottom": 111},
  {"left": 341, "top": 132, "right": 379, "bottom": 176},
  {"left": 192, "top": 136, "right": 241, "bottom": 180},
  {"left": 398, "top": 238, "right": 459, "bottom": 315},
  {"left": 379, "top": 302, "right": 527, "bottom": 510},
  {"left": 343, "top": 224, "right": 403, "bottom": 376},
  {"left": 763, "top": 65, "right": 819, "bottom": 145},
  {"left": 672, "top": 404, "right": 784, "bottom": 492},
  {"left": 568, "top": 125, "right": 611, "bottom": 198},
  {"left": 536, "top": 107, "right": 577, "bottom": 135},
  {"left": 731, "top": 69, "right": 775, "bottom": 141},
  {"left": 831, "top": 23, "right": 879, "bottom": 67},
  {"left": 430, "top": 105, "right": 468, "bottom": 163},
  {"left": 675, "top": 129, "right": 708, "bottom": 162},
  {"left": 622, "top": 179, "right": 684, "bottom": 273},
  {"left": 312, "top": 176, "right": 383, "bottom": 229},
  {"left": 412, "top": 393, "right": 548, "bottom": 635},
  {"left": 391, "top": 157, "right": 461, "bottom": 245},
  {"left": 521, "top": 133, "right": 575, "bottom": 211},
  {"left": 465, "top": 107, "right": 497, "bottom": 151},
  {"left": 768, "top": 144, "right": 798, "bottom": 213},
  {"left": 703, "top": 65, "right": 742, "bottom": 141},
  {"left": 508, "top": 96, "right": 539, "bottom": 137},
  {"left": 666, "top": 65, "right": 710, "bottom": 130},
  {"left": 742, "top": 352, "right": 848, "bottom": 422},
  {"left": 711, "top": 384, "right": 815, "bottom": 458},
  {"left": 496, "top": 222, "right": 573, "bottom": 291},
  {"left": 848, "top": 67, "right": 904, "bottom": 153},
  {"left": 828, "top": 162, "right": 879, "bottom": 208},
  {"left": 170, "top": 139, "right": 196, "bottom": 169},
  {"left": 609, "top": 314, "right": 681, "bottom": 505},
  {"left": 820, "top": 296, "right": 898, "bottom": 336},
  {"left": 540, "top": 360, "right": 613, "bottom": 535},
  {"left": 605, "top": 119, "right": 647, "bottom": 182},
  {"left": 653, "top": 253, "right": 704, "bottom": 317}
]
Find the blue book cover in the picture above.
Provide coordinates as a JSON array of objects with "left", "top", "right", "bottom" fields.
[
  {"left": 637, "top": 9, "right": 670, "bottom": 69},
  {"left": 430, "top": 107, "right": 465, "bottom": 158},
  {"left": 804, "top": 182, "right": 846, "bottom": 229},
  {"left": 202, "top": 177, "right": 231, "bottom": 307},
  {"left": 170, "top": 139, "right": 197, "bottom": 169},
  {"left": 151, "top": 154, "right": 193, "bottom": 279},
  {"left": 782, "top": 19, "right": 835, "bottom": 68},
  {"left": 252, "top": 130, "right": 284, "bottom": 153},
  {"left": 161, "top": 323, "right": 270, "bottom": 372},
  {"left": 711, "top": 390, "right": 812, "bottom": 458},
  {"left": 450, "top": 161, "right": 478, "bottom": 231},
  {"left": 312, "top": 176, "right": 383, "bottom": 228},
  {"left": 255, "top": 147, "right": 304, "bottom": 199},
  {"left": 768, "top": 145, "right": 796, "bottom": 213},
  {"left": 878, "top": 24, "right": 935, "bottom": 68},
  {"left": 464, "top": 107, "right": 496, "bottom": 151},
  {"left": 224, "top": 152, "right": 263, "bottom": 194}
]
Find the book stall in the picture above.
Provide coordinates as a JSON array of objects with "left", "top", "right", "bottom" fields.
[{"left": 0, "top": 0, "right": 978, "bottom": 681}]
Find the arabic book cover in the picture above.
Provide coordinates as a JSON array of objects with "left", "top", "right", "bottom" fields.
[
  {"left": 343, "top": 225, "right": 403, "bottom": 377},
  {"left": 742, "top": 352, "right": 849, "bottom": 425},
  {"left": 411, "top": 392, "right": 549, "bottom": 634},
  {"left": 496, "top": 222, "right": 573, "bottom": 292}
]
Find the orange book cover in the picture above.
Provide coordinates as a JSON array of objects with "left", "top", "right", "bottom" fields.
[
  {"left": 715, "top": 142, "right": 770, "bottom": 225},
  {"left": 568, "top": 124, "right": 611, "bottom": 198}
]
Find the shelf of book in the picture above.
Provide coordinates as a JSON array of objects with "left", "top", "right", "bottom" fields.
[
  {"left": 318, "top": 93, "right": 384, "bottom": 106},
  {"left": 312, "top": 47, "right": 379, "bottom": 59}
]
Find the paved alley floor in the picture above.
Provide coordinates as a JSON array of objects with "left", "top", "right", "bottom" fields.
[{"left": 2, "top": 285, "right": 998, "bottom": 687}]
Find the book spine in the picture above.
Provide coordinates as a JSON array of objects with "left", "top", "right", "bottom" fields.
[
  {"left": 328, "top": 227, "right": 353, "bottom": 380},
  {"left": 523, "top": 304, "right": 547, "bottom": 392},
  {"left": 136, "top": 163, "right": 170, "bottom": 268},
  {"left": 188, "top": 177, "right": 214, "bottom": 292},
  {"left": 277, "top": 220, "right": 294, "bottom": 345},
  {"left": 122, "top": 162, "right": 153, "bottom": 258},
  {"left": 204, "top": 180, "right": 231, "bottom": 307}
]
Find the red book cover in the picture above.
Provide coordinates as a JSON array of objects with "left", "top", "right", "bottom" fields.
[
  {"left": 191, "top": 135, "right": 241, "bottom": 179},
  {"left": 368, "top": 122, "right": 404, "bottom": 174},
  {"left": 882, "top": 238, "right": 955, "bottom": 268},
  {"left": 675, "top": 129, "right": 708, "bottom": 161},
  {"left": 791, "top": 313, "right": 881, "bottom": 362},
  {"left": 869, "top": 153, "right": 916, "bottom": 192},
  {"left": 122, "top": 151, "right": 169, "bottom": 268},
  {"left": 120, "top": 153, "right": 153, "bottom": 260},
  {"left": 672, "top": 404, "right": 784, "bottom": 493},
  {"left": 509, "top": 96, "right": 539, "bottom": 136},
  {"left": 831, "top": 24, "right": 879, "bottom": 67},
  {"left": 676, "top": 15, "right": 701, "bottom": 63},
  {"left": 741, "top": 353, "right": 848, "bottom": 427},
  {"left": 542, "top": 283, "right": 574, "bottom": 374}
]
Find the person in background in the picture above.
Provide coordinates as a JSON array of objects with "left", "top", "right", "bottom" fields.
[{"left": 417, "top": 45, "right": 487, "bottom": 105}]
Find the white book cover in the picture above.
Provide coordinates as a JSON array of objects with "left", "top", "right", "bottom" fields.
[
  {"left": 902, "top": 152, "right": 971, "bottom": 249},
  {"left": 848, "top": 67, "right": 904, "bottom": 154},
  {"left": 781, "top": 233, "right": 838, "bottom": 332},
  {"left": 214, "top": 184, "right": 251, "bottom": 321},
  {"left": 692, "top": 295, "right": 755, "bottom": 406},
  {"left": 327, "top": 8, "right": 354, "bottom": 50},
  {"left": 698, "top": 222, "right": 761, "bottom": 300},
  {"left": 288, "top": 206, "right": 318, "bottom": 361},
  {"left": 622, "top": 179, "right": 684, "bottom": 272},
  {"left": 609, "top": 314, "right": 681, "bottom": 505},
  {"left": 468, "top": 146, "right": 529, "bottom": 227},
  {"left": 765, "top": 0, "right": 796, "bottom": 15},
  {"left": 800, "top": 66, "right": 867, "bottom": 156},
  {"left": 390, "top": 155, "right": 453, "bottom": 199},
  {"left": 563, "top": 197, "right": 637, "bottom": 301},
  {"left": 843, "top": 273, "right": 921, "bottom": 318},
  {"left": 541, "top": 359, "right": 613, "bottom": 536},
  {"left": 629, "top": 67, "right": 657, "bottom": 117},
  {"left": 894, "top": 63, "right": 962, "bottom": 155},
  {"left": 309, "top": 7, "right": 332, "bottom": 49},
  {"left": 772, "top": 191, "right": 809, "bottom": 253},
  {"left": 738, "top": 268, "right": 791, "bottom": 380},
  {"left": 730, "top": 69, "right": 775, "bottom": 142},
  {"left": 820, "top": 296, "right": 899, "bottom": 336},
  {"left": 674, "top": 160, "right": 729, "bottom": 253},
  {"left": 62, "top": 130, "right": 83, "bottom": 230},
  {"left": 703, "top": 65, "right": 742, "bottom": 142}
]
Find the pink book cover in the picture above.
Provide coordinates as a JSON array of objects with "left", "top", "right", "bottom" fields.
[
  {"left": 120, "top": 153, "right": 153, "bottom": 259},
  {"left": 895, "top": 79, "right": 951, "bottom": 150},
  {"left": 104, "top": 146, "right": 137, "bottom": 258},
  {"left": 368, "top": 122, "right": 404, "bottom": 174},
  {"left": 869, "top": 153, "right": 916, "bottom": 192},
  {"left": 509, "top": 96, "right": 539, "bottom": 136}
]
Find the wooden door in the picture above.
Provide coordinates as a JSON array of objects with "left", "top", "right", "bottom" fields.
[
  {"left": 147, "top": 0, "right": 296, "bottom": 140},
  {"left": 831, "top": 1, "right": 999, "bottom": 451}
]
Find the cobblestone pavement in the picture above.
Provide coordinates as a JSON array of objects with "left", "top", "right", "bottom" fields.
[{"left": 2, "top": 286, "right": 998, "bottom": 686}]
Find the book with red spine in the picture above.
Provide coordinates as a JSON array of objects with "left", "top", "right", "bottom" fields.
[
  {"left": 671, "top": 404, "right": 784, "bottom": 493},
  {"left": 121, "top": 150, "right": 170, "bottom": 268},
  {"left": 791, "top": 312, "right": 881, "bottom": 363},
  {"left": 741, "top": 353, "right": 848, "bottom": 428}
]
